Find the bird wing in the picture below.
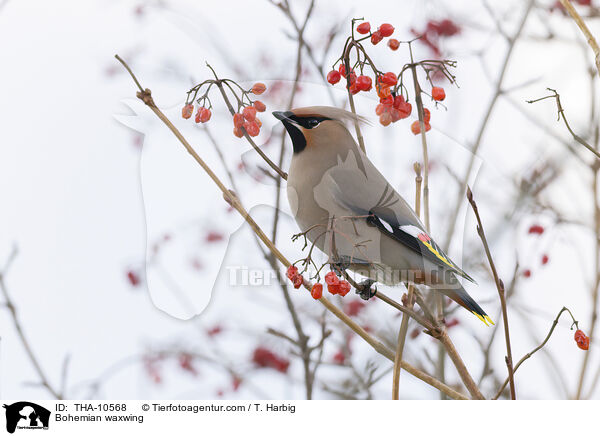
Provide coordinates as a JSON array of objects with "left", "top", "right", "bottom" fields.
[{"left": 326, "top": 166, "right": 476, "bottom": 284}]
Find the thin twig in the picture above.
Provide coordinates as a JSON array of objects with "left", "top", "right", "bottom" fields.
[
  {"left": 342, "top": 39, "right": 366, "bottom": 153},
  {"left": 467, "top": 187, "right": 516, "bottom": 400},
  {"left": 576, "top": 165, "right": 599, "bottom": 398},
  {"left": 392, "top": 163, "right": 422, "bottom": 399},
  {"left": 493, "top": 306, "right": 579, "bottom": 399},
  {"left": 526, "top": 88, "right": 600, "bottom": 160},
  {"left": 0, "top": 247, "right": 62, "bottom": 399},
  {"left": 269, "top": 0, "right": 317, "bottom": 399},
  {"left": 559, "top": 0, "right": 600, "bottom": 78}
]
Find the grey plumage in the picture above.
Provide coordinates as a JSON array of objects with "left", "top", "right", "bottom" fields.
[{"left": 274, "top": 106, "right": 492, "bottom": 325}]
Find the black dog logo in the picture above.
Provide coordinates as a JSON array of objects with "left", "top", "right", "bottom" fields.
[{"left": 3, "top": 402, "right": 50, "bottom": 433}]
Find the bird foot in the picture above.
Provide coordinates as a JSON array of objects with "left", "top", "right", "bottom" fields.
[{"left": 355, "top": 279, "right": 377, "bottom": 300}]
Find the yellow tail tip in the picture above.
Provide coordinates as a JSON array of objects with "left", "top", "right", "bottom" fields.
[{"left": 472, "top": 311, "right": 494, "bottom": 326}]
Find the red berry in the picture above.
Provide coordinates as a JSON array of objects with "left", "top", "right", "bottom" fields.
[
  {"left": 327, "top": 284, "right": 339, "bottom": 295},
  {"left": 376, "top": 84, "right": 391, "bottom": 100},
  {"left": 380, "top": 112, "right": 392, "bottom": 126},
  {"left": 127, "top": 270, "right": 141, "bottom": 287},
  {"left": 528, "top": 224, "right": 545, "bottom": 235},
  {"left": 356, "top": 75, "right": 372, "bottom": 91},
  {"left": 356, "top": 22, "right": 371, "bottom": 34},
  {"left": 233, "top": 126, "right": 244, "bottom": 138},
  {"left": 427, "top": 19, "right": 461, "bottom": 37},
  {"left": 445, "top": 318, "right": 460, "bottom": 328},
  {"left": 251, "top": 82, "right": 266, "bottom": 95},
  {"left": 327, "top": 70, "right": 341, "bottom": 84},
  {"left": 182, "top": 104, "right": 194, "bottom": 119},
  {"left": 423, "top": 108, "right": 431, "bottom": 123},
  {"left": 380, "top": 72, "right": 397, "bottom": 86},
  {"left": 371, "top": 30, "right": 383, "bottom": 45},
  {"left": 338, "top": 280, "right": 351, "bottom": 296},
  {"left": 207, "top": 325, "right": 223, "bottom": 337},
  {"left": 541, "top": 254, "right": 549, "bottom": 265},
  {"left": 206, "top": 231, "right": 224, "bottom": 242},
  {"left": 243, "top": 120, "right": 260, "bottom": 137},
  {"left": 399, "top": 102, "right": 412, "bottom": 118},
  {"left": 574, "top": 329, "right": 590, "bottom": 350},
  {"left": 195, "top": 107, "right": 211, "bottom": 123},
  {"left": 411, "top": 120, "right": 431, "bottom": 135},
  {"left": 379, "top": 95, "right": 393, "bottom": 105},
  {"left": 378, "top": 23, "right": 395, "bottom": 37},
  {"left": 393, "top": 94, "right": 404, "bottom": 109},
  {"left": 233, "top": 113, "right": 244, "bottom": 128},
  {"left": 375, "top": 103, "right": 387, "bottom": 116},
  {"left": 252, "top": 347, "right": 290, "bottom": 373},
  {"left": 333, "top": 350, "right": 345, "bottom": 365},
  {"left": 253, "top": 101, "right": 266, "bottom": 112},
  {"left": 243, "top": 106, "right": 257, "bottom": 121},
  {"left": 344, "top": 300, "right": 366, "bottom": 316},
  {"left": 523, "top": 269, "right": 532, "bottom": 278},
  {"left": 311, "top": 283, "right": 323, "bottom": 299},
  {"left": 325, "top": 271, "right": 339, "bottom": 287},
  {"left": 338, "top": 64, "right": 347, "bottom": 77},
  {"left": 390, "top": 108, "right": 402, "bottom": 122},
  {"left": 388, "top": 38, "right": 400, "bottom": 50},
  {"left": 292, "top": 274, "right": 303, "bottom": 289},
  {"left": 287, "top": 265, "right": 299, "bottom": 280},
  {"left": 349, "top": 82, "right": 360, "bottom": 95},
  {"left": 432, "top": 86, "right": 446, "bottom": 101}
]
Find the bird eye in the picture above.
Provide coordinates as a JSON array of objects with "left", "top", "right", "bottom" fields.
[{"left": 307, "top": 119, "right": 320, "bottom": 128}]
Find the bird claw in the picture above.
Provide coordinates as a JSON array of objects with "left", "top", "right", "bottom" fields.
[{"left": 355, "top": 279, "right": 377, "bottom": 300}]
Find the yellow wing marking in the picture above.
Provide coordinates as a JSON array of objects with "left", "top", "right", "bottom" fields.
[
  {"left": 422, "top": 240, "right": 456, "bottom": 270},
  {"left": 472, "top": 311, "right": 495, "bottom": 326}
]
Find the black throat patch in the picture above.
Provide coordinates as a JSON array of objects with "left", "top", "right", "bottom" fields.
[{"left": 282, "top": 122, "right": 306, "bottom": 154}]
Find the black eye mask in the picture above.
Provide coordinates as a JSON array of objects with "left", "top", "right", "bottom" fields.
[{"left": 273, "top": 111, "right": 332, "bottom": 153}]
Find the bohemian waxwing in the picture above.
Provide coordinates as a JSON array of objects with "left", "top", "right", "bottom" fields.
[{"left": 273, "top": 106, "right": 493, "bottom": 325}]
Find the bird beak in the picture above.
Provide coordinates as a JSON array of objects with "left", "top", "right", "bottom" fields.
[{"left": 272, "top": 110, "right": 295, "bottom": 123}]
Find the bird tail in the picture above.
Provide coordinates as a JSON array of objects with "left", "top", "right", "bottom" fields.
[{"left": 440, "top": 285, "right": 494, "bottom": 326}]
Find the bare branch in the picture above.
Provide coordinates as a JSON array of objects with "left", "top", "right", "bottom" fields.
[
  {"left": 559, "top": 0, "right": 600, "bottom": 78},
  {"left": 467, "top": 187, "right": 516, "bottom": 400},
  {"left": 526, "top": 88, "right": 600, "bottom": 160}
]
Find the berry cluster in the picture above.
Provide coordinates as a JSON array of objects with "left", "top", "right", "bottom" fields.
[
  {"left": 574, "top": 329, "right": 590, "bottom": 351},
  {"left": 324, "top": 271, "right": 351, "bottom": 296},
  {"left": 376, "top": 94, "right": 411, "bottom": 126},
  {"left": 232, "top": 83, "right": 266, "bottom": 138},
  {"left": 411, "top": 19, "right": 461, "bottom": 57},
  {"left": 252, "top": 347, "right": 290, "bottom": 373},
  {"left": 355, "top": 21, "right": 395, "bottom": 45},
  {"left": 286, "top": 265, "right": 304, "bottom": 289},
  {"left": 328, "top": 19, "right": 454, "bottom": 133},
  {"left": 183, "top": 78, "right": 267, "bottom": 139},
  {"left": 182, "top": 104, "right": 212, "bottom": 124}
]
